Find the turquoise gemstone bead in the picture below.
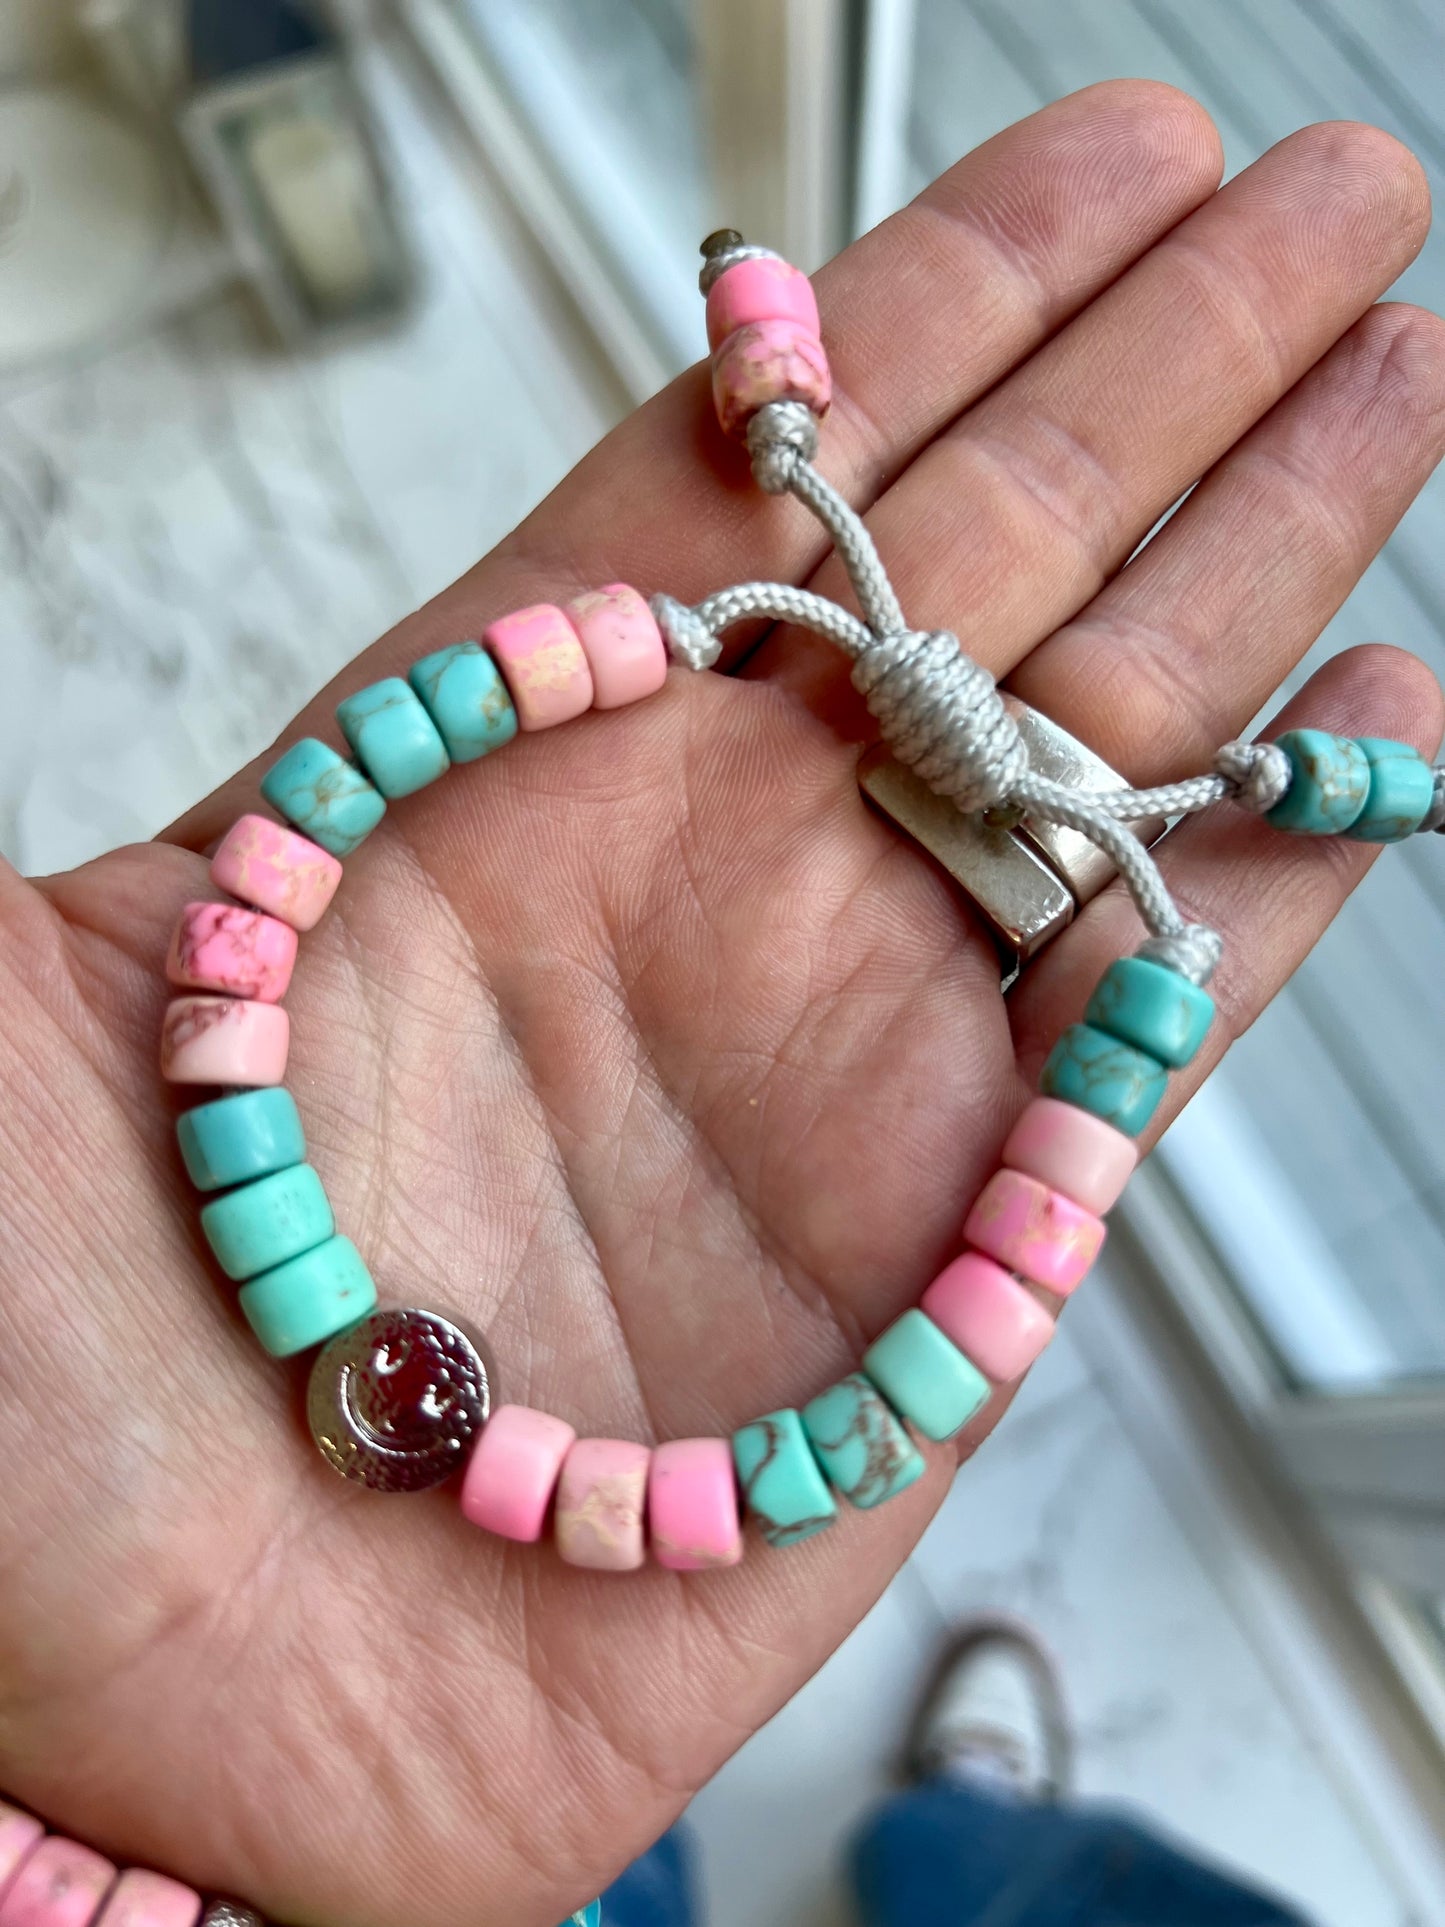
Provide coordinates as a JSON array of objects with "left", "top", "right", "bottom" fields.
[
  {"left": 802, "top": 1373, "right": 925, "bottom": 1510},
  {"left": 238, "top": 1234, "right": 377, "bottom": 1357},
  {"left": 1039, "top": 1023, "right": 1168, "bottom": 1137},
  {"left": 200, "top": 1163, "right": 335, "bottom": 1281},
  {"left": 733, "top": 1408, "right": 837, "bottom": 1548},
  {"left": 177, "top": 1088, "right": 305, "bottom": 1192},
  {"left": 863, "top": 1309, "right": 989, "bottom": 1443},
  {"left": 1085, "top": 956, "right": 1213, "bottom": 1070},
  {"left": 409, "top": 641, "right": 519, "bottom": 764},
  {"left": 1346, "top": 737, "right": 1434, "bottom": 843},
  {"left": 260, "top": 738, "right": 386, "bottom": 858},
  {"left": 560, "top": 1907, "right": 601, "bottom": 1927},
  {"left": 1266, "top": 729, "right": 1370, "bottom": 835},
  {"left": 336, "top": 676, "right": 450, "bottom": 799}
]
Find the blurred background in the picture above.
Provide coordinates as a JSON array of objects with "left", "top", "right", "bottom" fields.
[{"left": 1, "top": 2, "right": 1443, "bottom": 1921}]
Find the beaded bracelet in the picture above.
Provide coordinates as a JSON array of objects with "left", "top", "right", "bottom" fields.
[{"left": 159, "top": 230, "right": 1445, "bottom": 1573}]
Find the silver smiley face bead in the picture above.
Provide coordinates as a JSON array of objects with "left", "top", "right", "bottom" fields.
[{"left": 307, "top": 1306, "right": 493, "bottom": 1493}]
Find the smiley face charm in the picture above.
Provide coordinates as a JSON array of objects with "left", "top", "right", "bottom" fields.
[{"left": 307, "top": 1306, "right": 492, "bottom": 1492}]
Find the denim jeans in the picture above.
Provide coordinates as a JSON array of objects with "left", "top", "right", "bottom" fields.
[{"left": 600, "top": 1781, "right": 1309, "bottom": 1927}]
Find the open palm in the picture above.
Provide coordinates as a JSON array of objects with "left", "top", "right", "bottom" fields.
[{"left": 1, "top": 84, "right": 1442, "bottom": 1927}]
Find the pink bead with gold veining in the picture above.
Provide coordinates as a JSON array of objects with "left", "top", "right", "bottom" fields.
[
  {"left": 95, "top": 1872, "right": 201, "bottom": 1927},
  {"left": 209, "top": 813, "right": 342, "bottom": 932},
  {"left": 705, "top": 257, "right": 820, "bottom": 351},
  {"left": 0, "top": 1837, "right": 114, "bottom": 1927},
  {"left": 566, "top": 584, "right": 668, "bottom": 710},
  {"left": 922, "top": 1252, "right": 1055, "bottom": 1383},
  {"left": 0, "top": 1804, "right": 41, "bottom": 1902},
  {"left": 556, "top": 1437, "right": 650, "bottom": 1571},
  {"left": 649, "top": 1438, "right": 742, "bottom": 1571},
  {"left": 485, "top": 604, "right": 594, "bottom": 731},
  {"left": 160, "top": 996, "right": 290, "bottom": 1087},
  {"left": 963, "top": 1169, "right": 1105, "bottom": 1297},
  {"left": 711, "top": 320, "right": 832, "bottom": 439},
  {"left": 166, "top": 902, "right": 298, "bottom": 1004},
  {"left": 1001, "top": 1097, "right": 1137, "bottom": 1215}
]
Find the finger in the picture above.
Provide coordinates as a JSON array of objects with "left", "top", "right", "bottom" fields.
[
  {"left": 1008, "top": 303, "right": 1445, "bottom": 781},
  {"left": 1008, "top": 645, "right": 1445, "bottom": 1116},
  {"left": 749, "top": 121, "right": 1431, "bottom": 714},
  {"left": 165, "top": 83, "right": 1221, "bottom": 850}
]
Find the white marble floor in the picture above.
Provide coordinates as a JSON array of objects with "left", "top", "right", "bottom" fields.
[{"left": 0, "top": 25, "right": 1430, "bottom": 1927}]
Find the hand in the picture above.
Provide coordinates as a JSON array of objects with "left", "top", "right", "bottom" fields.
[{"left": 1, "top": 82, "right": 1440, "bottom": 1927}]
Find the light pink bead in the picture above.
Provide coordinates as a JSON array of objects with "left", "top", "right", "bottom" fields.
[
  {"left": 165, "top": 902, "right": 298, "bottom": 1004},
  {"left": 711, "top": 320, "right": 832, "bottom": 439},
  {"left": 649, "top": 1438, "right": 742, "bottom": 1572},
  {"left": 565, "top": 584, "right": 668, "bottom": 710},
  {"left": 922, "top": 1252, "right": 1055, "bottom": 1383},
  {"left": 964, "top": 1170, "right": 1105, "bottom": 1297},
  {"left": 705, "top": 257, "right": 820, "bottom": 351},
  {"left": 210, "top": 813, "right": 342, "bottom": 932},
  {"left": 555, "top": 1437, "right": 650, "bottom": 1572},
  {"left": 1001, "top": 1097, "right": 1137, "bottom": 1215},
  {"left": 0, "top": 1838, "right": 114, "bottom": 1927},
  {"left": 94, "top": 1873, "right": 200, "bottom": 1927},
  {"left": 159, "top": 995, "right": 289, "bottom": 1087},
  {"left": 0, "top": 1806, "right": 41, "bottom": 1902},
  {"left": 485, "top": 604, "right": 594, "bottom": 731},
  {"left": 460, "top": 1405, "right": 576, "bottom": 1543}
]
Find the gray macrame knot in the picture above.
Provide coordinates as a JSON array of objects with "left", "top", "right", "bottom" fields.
[
  {"left": 698, "top": 241, "right": 780, "bottom": 296},
  {"left": 852, "top": 628, "right": 1028, "bottom": 812},
  {"left": 747, "top": 401, "right": 819, "bottom": 493},
  {"left": 651, "top": 593, "right": 722, "bottom": 671},
  {"left": 1215, "top": 739, "right": 1291, "bottom": 814},
  {"left": 1137, "top": 925, "right": 1223, "bottom": 987}
]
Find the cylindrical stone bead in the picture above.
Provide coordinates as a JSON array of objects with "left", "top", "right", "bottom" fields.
[
  {"left": 922, "top": 1252, "right": 1055, "bottom": 1383},
  {"left": 1039, "top": 1023, "right": 1168, "bottom": 1138},
  {"left": 484, "top": 605, "right": 594, "bottom": 732},
  {"left": 177, "top": 1088, "right": 306, "bottom": 1193},
  {"left": 95, "top": 1872, "right": 201, "bottom": 1927},
  {"left": 555, "top": 1437, "right": 650, "bottom": 1571},
  {"left": 237, "top": 1234, "right": 377, "bottom": 1358},
  {"left": 565, "top": 584, "right": 668, "bottom": 710},
  {"left": 862, "top": 1308, "right": 990, "bottom": 1443},
  {"left": 732, "top": 1408, "right": 836, "bottom": 1549},
  {"left": 648, "top": 1438, "right": 743, "bottom": 1571},
  {"left": 209, "top": 814, "right": 342, "bottom": 932},
  {"left": 336, "top": 677, "right": 450, "bottom": 799},
  {"left": 460, "top": 1405, "right": 576, "bottom": 1543},
  {"left": 408, "top": 641, "right": 518, "bottom": 764},
  {"left": 1000, "top": 1097, "right": 1137, "bottom": 1215},
  {"left": 802, "top": 1374, "right": 925, "bottom": 1510},
  {"left": 200, "top": 1163, "right": 334, "bottom": 1281},
  {"left": 711, "top": 320, "right": 831, "bottom": 439},
  {"left": 1084, "top": 956, "right": 1214, "bottom": 1070},
  {"left": 0, "top": 1805, "right": 41, "bottom": 1903},
  {"left": 166, "top": 902, "right": 298, "bottom": 1005},
  {"left": 705, "top": 256, "right": 820, "bottom": 351},
  {"left": 1346, "top": 737, "right": 1435, "bottom": 842},
  {"left": 964, "top": 1170, "right": 1105, "bottom": 1297},
  {"left": 1265, "top": 729, "right": 1370, "bottom": 835},
  {"left": 259, "top": 738, "right": 386, "bottom": 858},
  {"left": 160, "top": 996, "right": 289, "bottom": 1087},
  {"left": 0, "top": 1837, "right": 115, "bottom": 1927}
]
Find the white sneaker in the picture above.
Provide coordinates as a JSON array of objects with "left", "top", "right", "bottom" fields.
[{"left": 901, "top": 1617, "right": 1073, "bottom": 1801}]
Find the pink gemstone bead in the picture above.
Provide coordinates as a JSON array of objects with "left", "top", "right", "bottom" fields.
[
  {"left": 555, "top": 1437, "right": 651, "bottom": 1572},
  {"left": 0, "top": 1806, "right": 41, "bottom": 1902},
  {"left": 649, "top": 1438, "right": 742, "bottom": 1572},
  {"left": 565, "top": 584, "right": 668, "bottom": 710},
  {"left": 1001, "top": 1097, "right": 1137, "bottom": 1215},
  {"left": 484, "top": 604, "right": 594, "bottom": 732},
  {"left": 964, "top": 1170, "right": 1106, "bottom": 1297},
  {"left": 159, "top": 996, "right": 290, "bottom": 1087},
  {"left": 922, "top": 1253, "right": 1055, "bottom": 1384},
  {"left": 460, "top": 1405, "right": 576, "bottom": 1543},
  {"left": 209, "top": 813, "right": 342, "bottom": 932},
  {"left": 0, "top": 1838, "right": 114, "bottom": 1927},
  {"left": 704, "top": 257, "right": 820, "bottom": 351},
  {"left": 94, "top": 1873, "right": 200, "bottom": 1927},
  {"left": 165, "top": 902, "right": 298, "bottom": 1004},
  {"left": 711, "top": 320, "right": 832, "bottom": 439}
]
